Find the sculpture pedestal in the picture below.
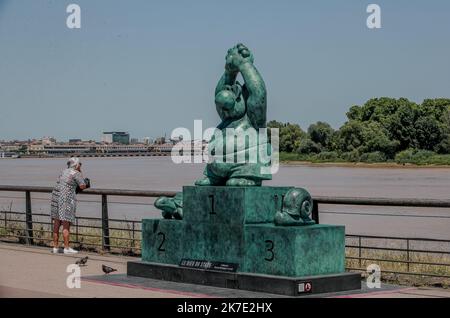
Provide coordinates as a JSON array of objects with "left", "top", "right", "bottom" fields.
[
  {"left": 127, "top": 261, "right": 361, "bottom": 296},
  {"left": 129, "top": 186, "right": 361, "bottom": 296}
]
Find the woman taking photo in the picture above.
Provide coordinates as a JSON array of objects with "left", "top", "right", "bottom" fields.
[{"left": 51, "top": 157, "right": 90, "bottom": 254}]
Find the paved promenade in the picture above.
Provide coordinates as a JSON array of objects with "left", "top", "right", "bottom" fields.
[{"left": 1, "top": 242, "right": 449, "bottom": 298}]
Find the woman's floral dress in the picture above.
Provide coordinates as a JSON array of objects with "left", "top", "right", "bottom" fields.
[{"left": 51, "top": 168, "right": 86, "bottom": 223}]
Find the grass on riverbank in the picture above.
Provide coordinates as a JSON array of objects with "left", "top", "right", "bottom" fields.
[
  {"left": 279, "top": 151, "right": 450, "bottom": 166},
  {"left": 0, "top": 214, "right": 142, "bottom": 255},
  {"left": 346, "top": 248, "right": 450, "bottom": 288}
]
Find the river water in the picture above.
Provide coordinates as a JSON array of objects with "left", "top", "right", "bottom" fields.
[{"left": 0, "top": 157, "right": 449, "bottom": 239}]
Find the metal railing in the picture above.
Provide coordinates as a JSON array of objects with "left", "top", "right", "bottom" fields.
[
  {"left": 345, "top": 234, "right": 450, "bottom": 280},
  {"left": 0, "top": 185, "right": 175, "bottom": 252},
  {"left": 1, "top": 185, "right": 450, "bottom": 280}
]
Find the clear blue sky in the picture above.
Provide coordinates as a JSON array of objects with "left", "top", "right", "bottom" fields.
[{"left": 1, "top": 0, "right": 449, "bottom": 141}]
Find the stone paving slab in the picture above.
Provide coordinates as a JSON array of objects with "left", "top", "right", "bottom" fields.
[
  {"left": 0, "top": 286, "right": 66, "bottom": 298},
  {"left": 0, "top": 243, "right": 190, "bottom": 298}
]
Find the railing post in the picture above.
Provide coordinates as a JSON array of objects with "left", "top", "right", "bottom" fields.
[
  {"left": 406, "top": 239, "right": 410, "bottom": 272},
  {"left": 358, "top": 236, "right": 362, "bottom": 268},
  {"left": 312, "top": 200, "right": 319, "bottom": 224},
  {"left": 25, "top": 191, "right": 33, "bottom": 245},
  {"left": 132, "top": 221, "right": 135, "bottom": 251},
  {"left": 75, "top": 218, "right": 79, "bottom": 243},
  {"left": 101, "top": 194, "right": 110, "bottom": 251}
]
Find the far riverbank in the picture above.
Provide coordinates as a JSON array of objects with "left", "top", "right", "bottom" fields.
[
  {"left": 279, "top": 151, "right": 450, "bottom": 167},
  {"left": 280, "top": 160, "right": 450, "bottom": 169},
  {"left": 6, "top": 152, "right": 450, "bottom": 168}
]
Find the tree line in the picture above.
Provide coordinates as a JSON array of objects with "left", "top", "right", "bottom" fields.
[{"left": 268, "top": 98, "right": 450, "bottom": 164}]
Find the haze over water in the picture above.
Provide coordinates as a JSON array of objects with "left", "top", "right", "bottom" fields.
[{"left": 1, "top": 157, "right": 449, "bottom": 239}]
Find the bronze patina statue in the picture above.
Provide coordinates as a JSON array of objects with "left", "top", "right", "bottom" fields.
[
  {"left": 274, "top": 188, "right": 315, "bottom": 226},
  {"left": 195, "top": 43, "right": 272, "bottom": 187},
  {"left": 135, "top": 47, "right": 351, "bottom": 290},
  {"left": 154, "top": 192, "right": 183, "bottom": 220}
]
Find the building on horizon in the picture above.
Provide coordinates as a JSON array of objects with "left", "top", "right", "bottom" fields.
[
  {"left": 154, "top": 136, "right": 165, "bottom": 145},
  {"left": 143, "top": 137, "right": 152, "bottom": 145},
  {"left": 102, "top": 132, "right": 130, "bottom": 144},
  {"left": 41, "top": 136, "right": 56, "bottom": 145}
]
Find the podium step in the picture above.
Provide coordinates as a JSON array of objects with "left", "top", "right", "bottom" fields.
[{"left": 127, "top": 261, "right": 362, "bottom": 296}]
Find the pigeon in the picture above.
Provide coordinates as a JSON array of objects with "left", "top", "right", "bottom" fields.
[
  {"left": 102, "top": 264, "right": 117, "bottom": 274},
  {"left": 75, "top": 256, "right": 89, "bottom": 266}
]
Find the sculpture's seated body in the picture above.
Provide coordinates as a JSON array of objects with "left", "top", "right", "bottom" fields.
[{"left": 195, "top": 44, "right": 272, "bottom": 187}]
